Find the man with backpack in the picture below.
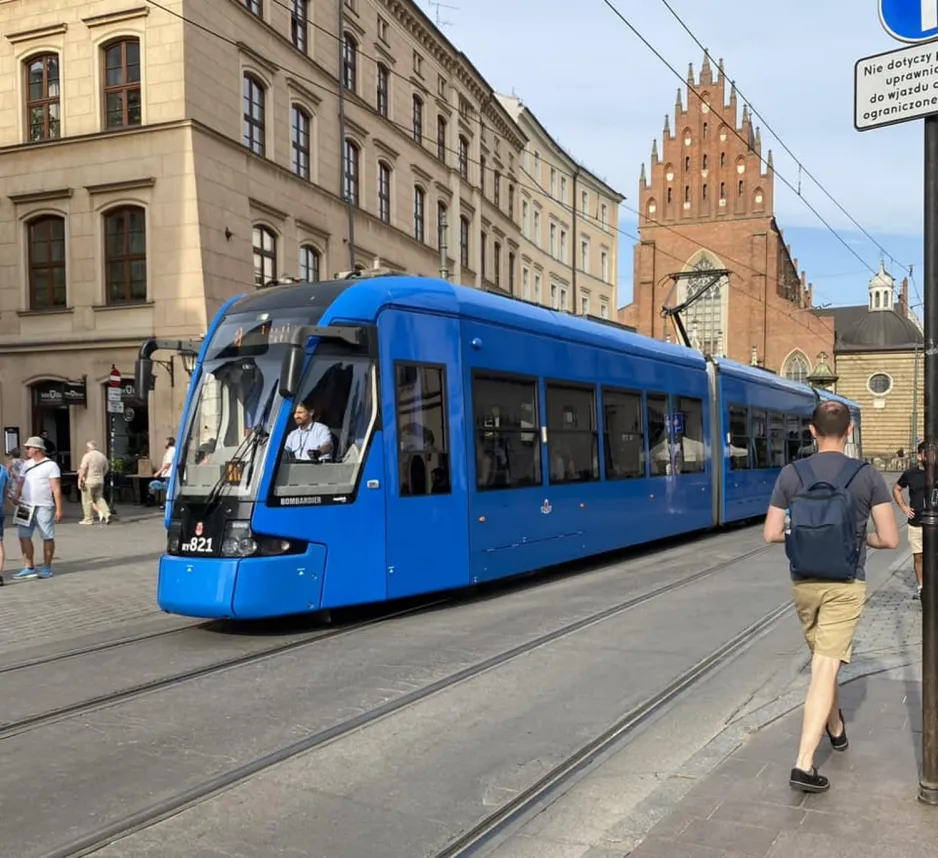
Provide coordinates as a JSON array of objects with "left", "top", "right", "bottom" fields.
[{"left": 764, "top": 400, "right": 898, "bottom": 793}]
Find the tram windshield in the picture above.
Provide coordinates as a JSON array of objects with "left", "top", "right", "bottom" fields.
[
  {"left": 174, "top": 312, "right": 310, "bottom": 499},
  {"left": 271, "top": 349, "right": 376, "bottom": 501}
]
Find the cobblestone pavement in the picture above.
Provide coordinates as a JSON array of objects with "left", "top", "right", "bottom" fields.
[{"left": 0, "top": 507, "right": 180, "bottom": 660}]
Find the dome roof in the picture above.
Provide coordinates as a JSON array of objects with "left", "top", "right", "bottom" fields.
[{"left": 839, "top": 308, "right": 923, "bottom": 352}]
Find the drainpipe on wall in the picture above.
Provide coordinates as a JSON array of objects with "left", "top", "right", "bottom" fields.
[{"left": 571, "top": 167, "right": 579, "bottom": 313}]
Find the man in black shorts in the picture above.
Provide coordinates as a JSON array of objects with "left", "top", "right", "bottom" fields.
[{"left": 894, "top": 440, "right": 926, "bottom": 598}]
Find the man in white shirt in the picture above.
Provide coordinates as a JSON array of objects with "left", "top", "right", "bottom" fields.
[
  {"left": 148, "top": 436, "right": 176, "bottom": 509},
  {"left": 11, "top": 436, "right": 63, "bottom": 581},
  {"left": 77, "top": 440, "right": 111, "bottom": 525},
  {"left": 284, "top": 404, "right": 333, "bottom": 462}
]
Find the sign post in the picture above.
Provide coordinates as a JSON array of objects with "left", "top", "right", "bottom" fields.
[
  {"left": 108, "top": 366, "right": 122, "bottom": 512},
  {"left": 865, "top": 0, "right": 938, "bottom": 806}
]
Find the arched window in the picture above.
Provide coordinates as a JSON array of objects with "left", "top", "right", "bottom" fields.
[
  {"left": 342, "top": 33, "right": 357, "bottom": 91},
  {"left": 243, "top": 73, "right": 265, "bottom": 155},
  {"left": 667, "top": 187, "right": 672, "bottom": 204},
  {"left": 377, "top": 160, "right": 391, "bottom": 223},
  {"left": 719, "top": 182, "right": 726, "bottom": 200},
  {"left": 104, "top": 206, "right": 147, "bottom": 304},
  {"left": 702, "top": 154, "right": 708, "bottom": 170},
  {"left": 460, "top": 215, "right": 470, "bottom": 268},
  {"left": 25, "top": 54, "right": 60, "bottom": 141},
  {"left": 27, "top": 215, "right": 66, "bottom": 309},
  {"left": 103, "top": 39, "right": 141, "bottom": 129},
  {"left": 413, "top": 185, "right": 425, "bottom": 242},
  {"left": 412, "top": 94, "right": 423, "bottom": 143},
  {"left": 291, "top": 105, "right": 310, "bottom": 178},
  {"left": 738, "top": 180, "right": 744, "bottom": 196},
  {"left": 783, "top": 352, "right": 810, "bottom": 383},
  {"left": 299, "top": 244, "right": 320, "bottom": 282},
  {"left": 438, "top": 200, "right": 448, "bottom": 248},
  {"left": 679, "top": 254, "right": 727, "bottom": 356},
  {"left": 252, "top": 224, "right": 276, "bottom": 286},
  {"left": 342, "top": 138, "right": 360, "bottom": 205}
]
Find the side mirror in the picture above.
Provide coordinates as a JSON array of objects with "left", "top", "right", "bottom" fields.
[
  {"left": 135, "top": 358, "right": 154, "bottom": 395},
  {"left": 279, "top": 344, "right": 304, "bottom": 400}
]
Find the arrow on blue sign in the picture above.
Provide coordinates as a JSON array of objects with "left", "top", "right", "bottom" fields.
[{"left": 880, "top": 0, "right": 938, "bottom": 43}]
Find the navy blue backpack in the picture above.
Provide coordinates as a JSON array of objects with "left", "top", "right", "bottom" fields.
[{"left": 785, "top": 458, "right": 868, "bottom": 581}]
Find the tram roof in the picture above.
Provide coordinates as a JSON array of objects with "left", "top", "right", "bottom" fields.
[{"left": 230, "top": 274, "right": 708, "bottom": 370}]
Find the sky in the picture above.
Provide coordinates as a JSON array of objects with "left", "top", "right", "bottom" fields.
[{"left": 416, "top": 0, "right": 926, "bottom": 312}]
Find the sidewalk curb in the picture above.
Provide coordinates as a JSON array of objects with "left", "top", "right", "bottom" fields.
[{"left": 606, "top": 546, "right": 916, "bottom": 851}]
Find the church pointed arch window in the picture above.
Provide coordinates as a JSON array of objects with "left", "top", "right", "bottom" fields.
[
  {"left": 783, "top": 351, "right": 810, "bottom": 384},
  {"left": 679, "top": 255, "right": 727, "bottom": 357}
]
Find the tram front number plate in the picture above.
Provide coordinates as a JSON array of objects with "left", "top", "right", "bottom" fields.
[{"left": 181, "top": 536, "right": 214, "bottom": 554}]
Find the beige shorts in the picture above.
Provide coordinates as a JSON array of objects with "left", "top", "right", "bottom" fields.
[
  {"left": 910, "top": 525, "right": 923, "bottom": 555},
  {"left": 793, "top": 580, "right": 867, "bottom": 663}
]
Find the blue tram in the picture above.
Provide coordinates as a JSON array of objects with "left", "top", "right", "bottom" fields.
[{"left": 137, "top": 272, "right": 862, "bottom": 620}]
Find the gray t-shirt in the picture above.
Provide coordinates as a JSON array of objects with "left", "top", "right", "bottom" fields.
[{"left": 769, "top": 451, "right": 892, "bottom": 581}]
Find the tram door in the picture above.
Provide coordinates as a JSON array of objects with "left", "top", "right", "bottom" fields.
[{"left": 381, "top": 310, "right": 470, "bottom": 599}]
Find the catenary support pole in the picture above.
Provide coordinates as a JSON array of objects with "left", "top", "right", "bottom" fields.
[{"left": 919, "top": 113, "right": 938, "bottom": 805}]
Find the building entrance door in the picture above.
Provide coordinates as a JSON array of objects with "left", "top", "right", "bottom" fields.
[{"left": 30, "top": 381, "right": 73, "bottom": 470}]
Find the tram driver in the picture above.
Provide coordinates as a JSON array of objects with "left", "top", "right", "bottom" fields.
[{"left": 284, "top": 403, "right": 333, "bottom": 463}]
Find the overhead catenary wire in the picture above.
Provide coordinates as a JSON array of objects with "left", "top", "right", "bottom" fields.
[
  {"left": 653, "top": 0, "right": 911, "bottom": 276},
  {"left": 597, "top": 0, "right": 912, "bottom": 281},
  {"left": 144, "top": 0, "right": 864, "bottom": 354}
]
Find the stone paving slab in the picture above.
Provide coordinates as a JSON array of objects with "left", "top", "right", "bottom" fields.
[
  {"left": 628, "top": 674, "right": 938, "bottom": 857},
  {"left": 625, "top": 548, "right": 938, "bottom": 858},
  {"left": 0, "top": 509, "right": 176, "bottom": 658}
]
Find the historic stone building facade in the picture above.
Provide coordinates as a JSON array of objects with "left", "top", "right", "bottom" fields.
[
  {"left": 617, "top": 55, "right": 835, "bottom": 376},
  {"left": 814, "top": 263, "right": 923, "bottom": 458},
  {"left": 496, "top": 94, "right": 623, "bottom": 319},
  {"left": 0, "top": 0, "right": 532, "bottom": 471}
]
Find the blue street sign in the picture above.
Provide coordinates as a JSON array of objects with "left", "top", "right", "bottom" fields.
[{"left": 880, "top": 0, "right": 938, "bottom": 43}]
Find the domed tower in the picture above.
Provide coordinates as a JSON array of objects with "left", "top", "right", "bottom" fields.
[{"left": 868, "top": 261, "right": 895, "bottom": 312}]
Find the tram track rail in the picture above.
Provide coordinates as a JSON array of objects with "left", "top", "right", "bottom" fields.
[{"left": 36, "top": 542, "right": 775, "bottom": 858}]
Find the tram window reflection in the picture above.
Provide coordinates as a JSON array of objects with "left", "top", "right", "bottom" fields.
[
  {"left": 272, "top": 353, "right": 376, "bottom": 498},
  {"left": 752, "top": 408, "right": 769, "bottom": 468},
  {"left": 546, "top": 383, "right": 599, "bottom": 484},
  {"left": 395, "top": 362, "right": 451, "bottom": 496},
  {"left": 473, "top": 374, "right": 541, "bottom": 491},
  {"left": 602, "top": 388, "right": 644, "bottom": 479},
  {"left": 647, "top": 394, "right": 670, "bottom": 477},
  {"left": 728, "top": 405, "right": 750, "bottom": 470}
]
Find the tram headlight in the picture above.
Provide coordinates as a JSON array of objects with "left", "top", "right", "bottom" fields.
[
  {"left": 221, "top": 521, "right": 256, "bottom": 557},
  {"left": 219, "top": 521, "right": 301, "bottom": 558}
]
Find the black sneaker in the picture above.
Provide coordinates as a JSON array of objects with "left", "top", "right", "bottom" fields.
[
  {"left": 826, "top": 708, "right": 849, "bottom": 751},
  {"left": 790, "top": 766, "right": 829, "bottom": 793}
]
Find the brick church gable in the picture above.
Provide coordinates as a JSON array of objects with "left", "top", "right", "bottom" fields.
[{"left": 618, "top": 53, "right": 835, "bottom": 377}]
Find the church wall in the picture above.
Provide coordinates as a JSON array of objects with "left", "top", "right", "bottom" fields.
[{"left": 835, "top": 351, "right": 923, "bottom": 455}]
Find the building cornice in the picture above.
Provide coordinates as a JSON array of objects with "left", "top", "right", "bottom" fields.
[
  {"left": 5, "top": 23, "right": 68, "bottom": 44},
  {"left": 8, "top": 188, "right": 73, "bottom": 205},
  {"left": 82, "top": 6, "right": 149, "bottom": 29},
  {"left": 85, "top": 177, "right": 156, "bottom": 195}
]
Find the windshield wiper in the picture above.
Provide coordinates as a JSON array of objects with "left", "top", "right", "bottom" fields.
[{"left": 202, "top": 425, "right": 267, "bottom": 513}]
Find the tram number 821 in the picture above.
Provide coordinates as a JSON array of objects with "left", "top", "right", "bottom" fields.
[{"left": 182, "top": 536, "right": 214, "bottom": 554}]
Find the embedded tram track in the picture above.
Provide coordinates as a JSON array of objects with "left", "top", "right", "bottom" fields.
[{"left": 35, "top": 541, "right": 777, "bottom": 858}]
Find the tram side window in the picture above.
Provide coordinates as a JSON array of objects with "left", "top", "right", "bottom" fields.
[
  {"left": 800, "top": 417, "right": 816, "bottom": 458},
  {"left": 647, "top": 393, "right": 670, "bottom": 476},
  {"left": 602, "top": 388, "right": 645, "bottom": 479},
  {"left": 785, "top": 414, "right": 802, "bottom": 462},
  {"left": 752, "top": 409, "right": 769, "bottom": 468},
  {"left": 473, "top": 374, "right": 541, "bottom": 490},
  {"left": 769, "top": 412, "right": 786, "bottom": 468},
  {"left": 395, "top": 362, "right": 450, "bottom": 496},
  {"left": 672, "top": 396, "right": 705, "bottom": 474},
  {"left": 546, "top": 383, "right": 599, "bottom": 483},
  {"left": 728, "top": 405, "right": 750, "bottom": 470}
]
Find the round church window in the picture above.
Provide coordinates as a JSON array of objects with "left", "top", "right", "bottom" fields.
[{"left": 868, "top": 373, "right": 893, "bottom": 396}]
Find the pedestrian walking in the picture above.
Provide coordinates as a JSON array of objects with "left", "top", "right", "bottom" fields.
[
  {"left": 0, "top": 453, "right": 12, "bottom": 585},
  {"left": 77, "top": 441, "right": 111, "bottom": 525},
  {"left": 763, "top": 400, "right": 898, "bottom": 793},
  {"left": 11, "top": 436, "right": 63, "bottom": 581},
  {"left": 893, "top": 440, "right": 926, "bottom": 598}
]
